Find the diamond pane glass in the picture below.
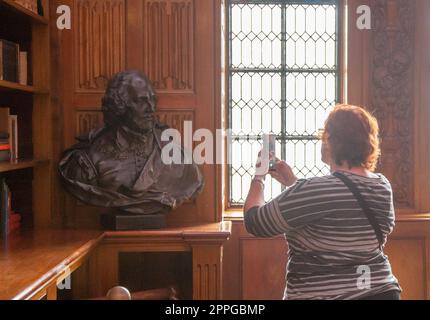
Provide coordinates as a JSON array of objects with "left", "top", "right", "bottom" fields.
[
  {"left": 285, "top": 72, "right": 336, "bottom": 135},
  {"left": 285, "top": 4, "right": 337, "bottom": 69},
  {"left": 231, "top": 4, "right": 282, "bottom": 69},
  {"left": 231, "top": 72, "right": 282, "bottom": 136}
]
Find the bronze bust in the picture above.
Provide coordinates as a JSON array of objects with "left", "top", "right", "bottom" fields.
[{"left": 59, "top": 71, "right": 204, "bottom": 225}]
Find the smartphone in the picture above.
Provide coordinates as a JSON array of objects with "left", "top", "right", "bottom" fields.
[{"left": 266, "top": 134, "right": 276, "bottom": 171}]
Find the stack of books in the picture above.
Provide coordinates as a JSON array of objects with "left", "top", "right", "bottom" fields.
[
  {"left": 0, "top": 178, "right": 21, "bottom": 238},
  {"left": 0, "top": 108, "right": 18, "bottom": 161},
  {"left": 0, "top": 132, "right": 10, "bottom": 162}
]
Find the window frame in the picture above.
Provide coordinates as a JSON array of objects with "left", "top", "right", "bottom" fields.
[{"left": 223, "top": 0, "right": 346, "bottom": 211}]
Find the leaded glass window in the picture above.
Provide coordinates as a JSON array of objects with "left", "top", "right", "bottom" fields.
[{"left": 228, "top": 0, "right": 340, "bottom": 205}]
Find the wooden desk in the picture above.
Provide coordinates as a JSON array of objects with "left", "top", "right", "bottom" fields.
[{"left": 0, "top": 222, "right": 231, "bottom": 300}]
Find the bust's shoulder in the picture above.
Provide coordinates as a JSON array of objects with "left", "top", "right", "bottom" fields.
[
  {"left": 59, "top": 140, "right": 98, "bottom": 182},
  {"left": 69, "top": 127, "right": 119, "bottom": 163}
]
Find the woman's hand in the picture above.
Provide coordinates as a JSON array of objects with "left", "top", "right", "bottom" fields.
[
  {"left": 243, "top": 150, "right": 268, "bottom": 213},
  {"left": 269, "top": 157, "right": 298, "bottom": 187}
]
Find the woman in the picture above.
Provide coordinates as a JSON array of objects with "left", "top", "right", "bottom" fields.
[{"left": 244, "top": 104, "right": 401, "bottom": 300}]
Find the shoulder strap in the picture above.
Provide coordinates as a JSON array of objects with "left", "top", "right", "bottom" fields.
[{"left": 333, "top": 172, "right": 384, "bottom": 249}]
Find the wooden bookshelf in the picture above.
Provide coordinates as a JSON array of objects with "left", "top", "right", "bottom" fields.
[
  {"left": 0, "top": 159, "right": 50, "bottom": 173},
  {"left": 0, "top": 0, "right": 49, "bottom": 24},
  {"left": 0, "top": 79, "right": 47, "bottom": 94},
  {"left": 0, "top": 0, "right": 53, "bottom": 229}
]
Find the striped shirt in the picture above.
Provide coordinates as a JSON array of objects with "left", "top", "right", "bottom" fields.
[{"left": 244, "top": 172, "right": 401, "bottom": 300}]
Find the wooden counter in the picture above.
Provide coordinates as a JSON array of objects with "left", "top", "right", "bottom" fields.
[
  {"left": 0, "top": 222, "right": 231, "bottom": 300},
  {"left": 92, "top": 222, "right": 232, "bottom": 300},
  {"left": 0, "top": 229, "right": 104, "bottom": 300},
  {"left": 104, "top": 221, "right": 232, "bottom": 243}
]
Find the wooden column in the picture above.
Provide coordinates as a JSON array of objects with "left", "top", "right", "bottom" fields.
[
  {"left": 88, "top": 246, "right": 119, "bottom": 298},
  {"left": 46, "top": 285, "right": 57, "bottom": 300},
  {"left": 191, "top": 244, "right": 223, "bottom": 300}
]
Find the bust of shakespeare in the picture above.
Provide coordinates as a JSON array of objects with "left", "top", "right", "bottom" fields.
[{"left": 59, "top": 71, "right": 204, "bottom": 218}]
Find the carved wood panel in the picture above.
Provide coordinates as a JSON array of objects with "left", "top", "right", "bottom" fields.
[
  {"left": 76, "top": 109, "right": 195, "bottom": 136},
  {"left": 76, "top": 111, "right": 104, "bottom": 136},
  {"left": 57, "top": 0, "right": 220, "bottom": 228},
  {"left": 370, "top": 0, "right": 415, "bottom": 207},
  {"left": 192, "top": 245, "right": 222, "bottom": 299},
  {"left": 75, "top": 0, "right": 126, "bottom": 92},
  {"left": 156, "top": 109, "right": 194, "bottom": 134},
  {"left": 142, "top": 0, "right": 195, "bottom": 92}
]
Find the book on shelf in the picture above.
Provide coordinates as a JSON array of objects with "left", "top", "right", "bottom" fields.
[
  {"left": 37, "top": 0, "right": 44, "bottom": 16},
  {"left": 9, "top": 212, "right": 21, "bottom": 224},
  {"left": 0, "top": 108, "right": 11, "bottom": 162},
  {"left": 0, "top": 187, "right": 20, "bottom": 237},
  {"left": 8, "top": 204, "right": 22, "bottom": 234},
  {"left": 9, "top": 115, "right": 18, "bottom": 160},
  {"left": 0, "top": 148, "right": 10, "bottom": 162},
  {"left": 0, "top": 178, "right": 10, "bottom": 239},
  {"left": 0, "top": 141, "right": 11, "bottom": 162},
  {"left": 9, "top": 219, "right": 21, "bottom": 233},
  {"left": 8, "top": 207, "right": 21, "bottom": 234},
  {"left": 0, "top": 108, "right": 10, "bottom": 133},
  {"left": 0, "top": 133, "right": 9, "bottom": 152},
  {"left": 0, "top": 40, "right": 19, "bottom": 83},
  {"left": 19, "top": 51, "right": 27, "bottom": 85}
]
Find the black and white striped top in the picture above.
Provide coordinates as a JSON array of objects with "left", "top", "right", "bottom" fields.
[{"left": 244, "top": 172, "right": 401, "bottom": 300}]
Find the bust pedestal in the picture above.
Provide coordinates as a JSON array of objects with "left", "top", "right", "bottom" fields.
[
  {"left": 100, "top": 213, "right": 166, "bottom": 230},
  {"left": 88, "top": 222, "right": 232, "bottom": 300}
]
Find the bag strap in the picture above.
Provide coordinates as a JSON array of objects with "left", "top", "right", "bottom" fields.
[{"left": 333, "top": 172, "right": 384, "bottom": 249}]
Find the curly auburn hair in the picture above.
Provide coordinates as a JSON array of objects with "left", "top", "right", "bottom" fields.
[
  {"left": 321, "top": 104, "right": 381, "bottom": 171},
  {"left": 101, "top": 70, "right": 157, "bottom": 127}
]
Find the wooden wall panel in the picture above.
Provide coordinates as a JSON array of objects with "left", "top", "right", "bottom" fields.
[
  {"left": 413, "top": 0, "right": 430, "bottom": 213},
  {"left": 385, "top": 238, "right": 427, "bottom": 299},
  {"left": 53, "top": 0, "right": 221, "bottom": 228},
  {"left": 143, "top": 0, "right": 194, "bottom": 93},
  {"left": 76, "top": 111, "right": 104, "bottom": 136},
  {"left": 241, "top": 239, "right": 288, "bottom": 300},
  {"left": 346, "top": 0, "right": 370, "bottom": 107},
  {"left": 348, "top": 0, "right": 417, "bottom": 210},
  {"left": 75, "top": 0, "right": 126, "bottom": 92},
  {"left": 156, "top": 109, "right": 195, "bottom": 134},
  {"left": 369, "top": 0, "right": 415, "bottom": 208},
  {"left": 224, "top": 220, "right": 430, "bottom": 300},
  {"left": 76, "top": 109, "right": 194, "bottom": 136}
]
